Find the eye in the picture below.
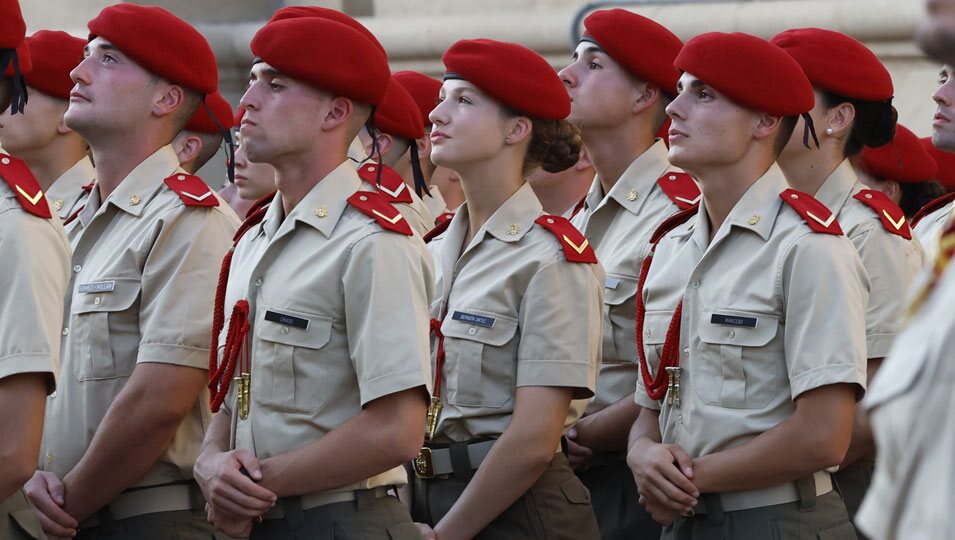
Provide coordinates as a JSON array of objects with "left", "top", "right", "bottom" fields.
[
  {"left": 457, "top": 96, "right": 471, "bottom": 105},
  {"left": 941, "top": 75, "right": 949, "bottom": 85},
  {"left": 269, "top": 81, "right": 284, "bottom": 91},
  {"left": 588, "top": 61, "right": 601, "bottom": 70},
  {"left": 103, "top": 53, "right": 116, "bottom": 64}
]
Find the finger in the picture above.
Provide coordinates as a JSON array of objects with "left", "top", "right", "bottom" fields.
[
  {"left": 566, "top": 427, "right": 578, "bottom": 440},
  {"left": 211, "top": 493, "right": 271, "bottom": 519},
  {"left": 565, "top": 439, "right": 593, "bottom": 457},
  {"left": 669, "top": 446, "right": 696, "bottom": 481},
  {"left": 35, "top": 511, "right": 77, "bottom": 538},
  {"left": 233, "top": 449, "right": 264, "bottom": 481},
  {"left": 219, "top": 485, "right": 276, "bottom": 514},
  {"left": 223, "top": 469, "right": 277, "bottom": 502},
  {"left": 658, "top": 462, "right": 700, "bottom": 501},
  {"left": 643, "top": 481, "right": 693, "bottom": 513},
  {"left": 41, "top": 474, "right": 67, "bottom": 506},
  {"left": 30, "top": 493, "right": 78, "bottom": 529}
]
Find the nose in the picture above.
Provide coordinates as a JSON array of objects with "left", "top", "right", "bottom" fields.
[{"left": 558, "top": 63, "right": 576, "bottom": 89}]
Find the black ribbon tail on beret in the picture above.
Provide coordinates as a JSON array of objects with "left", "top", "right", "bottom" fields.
[
  {"left": 366, "top": 106, "right": 385, "bottom": 186},
  {"left": 410, "top": 139, "right": 429, "bottom": 198},
  {"left": 801, "top": 112, "right": 819, "bottom": 150},
  {"left": 0, "top": 49, "right": 28, "bottom": 115},
  {"left": 203, "top": 96, "right": 235, "bottom": 183}
]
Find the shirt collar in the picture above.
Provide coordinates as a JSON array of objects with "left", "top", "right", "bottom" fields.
[
  {"left": 813, "top": 159, "right": 859, "bottom": 215},
  {"left": 102, "top": 145, "right": 182, "bottom": 218},
  {"left": 47, "top": 156, "right": 95, "bottom": 203},
  {"left": 692, "top": 164, "right": 788, "bottom": 251},
  {"left": 262, "top": 160, "right": 360, "bottom": 240},
  {"left": 585, "top": 139, "right": 672, "bottom": 216},
  {"left": 482, "top": 182, "right": 542, "bottom": 243}
]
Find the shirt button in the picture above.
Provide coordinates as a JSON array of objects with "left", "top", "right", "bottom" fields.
[
  {"left": 93, "top": 297, "right": 102, "bottom": 306},
  {"left": 280, "top": 326, "right": 290, "bottom": 335},
  {"left": 62, "top": 327, "right": 69, "bottom": 336},
  {"left": 467, "top": 327, "right": 477, "bottom": 335},
  {"left": 50, "top": 391, "right": 57, "bottom": 398},
  {"left": 691, "top": 280, "right": 700, "bottom": 288},
  {"left": 728, "top": 330, "right": 736, "bottom": 339},
  {"left": 45, "top": 452, "right": 54, "bottom": 465},
  {"left": 73, "top": 264, "right": 82, "bottom": 273},
  {"left": 683, "top": 347, "right": 689, "bottom": 358},
  {"left": 645, "top": 330, "right": 651, "bottom": 338},
  {"left": 254, "top": 278, "right": 263, "bottom": 287}
]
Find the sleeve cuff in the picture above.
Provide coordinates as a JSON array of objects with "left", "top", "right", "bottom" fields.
[
  {"left": 634, "top": 387, "right": 661, "bottom": 410},
  {"left": 359, "top": 366, "right": 432, "bottom": 407},
  {"left": 790, "top": 362, "right": 866, "bottom": 401},
  {"left": 0, "top": 353, "right": 56, "bottom": 393},
  {"left": 516, "top": 359, "right": 596, "bottom": 400},
  {"left": 866, "top": 332, "right": 896, "bottom": 359},
  {"left": 137, "top": 343, "right": 210, "bottom": 370}
]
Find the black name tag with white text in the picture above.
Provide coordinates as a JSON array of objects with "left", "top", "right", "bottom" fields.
[
  {"left": 452, "top": 311, "right": 495, "bottom": 328},
  {"left": 710, "top": 314, "right": 757, "bottom": 328},
  {"left": 265, "top": 310, "right": 309, "bottom": 330}
]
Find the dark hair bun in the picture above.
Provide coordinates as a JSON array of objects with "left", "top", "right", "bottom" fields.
[
  {"left": 525, "top": 119, "right": 583, "bottom": 174},
  {"left": 862, "top": 102, "right": 897, "bottom": 149}
]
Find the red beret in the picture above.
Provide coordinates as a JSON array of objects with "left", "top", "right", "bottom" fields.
[
  {"left": 234, "top": 105, "right": 246, "bottom": 126},
  {"left": 0, "top": 0, "right": 29, "bottom": 77},
  {"left": 267, "top": 6, "right": 385, "bottom": 55},
  {"left": 88, "top": 4, "right": 218, "bottom": 95},
  {"left": 772, "top": 28, "right": 892, "bottom": 102},
  {"left": 251, "top": 18, "right": 390, "bottom": 106},
  {"left": 581, "top": 9, "right": 682, "bottom": 95},
  {"left": 675, "top": 32, "right": 814, "bottom": 117},
  {"left": 375, "top": 77, "right": 424, "bottom": 140},
  {"left": 185, "top": 91, "right": 234, "bottom": 134},
  {"left": 859, "top": 125, "right": 937, "bottom": 183},
  {"left": 920, "top": 137, "right": 955, "bottom": 189},
  {"left": 394, "top": 71, "right": 441, "bottom": 129},
  {"left": 443, "top": 39, "right": 570, "bottom": 120},
  {"left": 23, "top": 31, "right": 84, "bottom": 99}
]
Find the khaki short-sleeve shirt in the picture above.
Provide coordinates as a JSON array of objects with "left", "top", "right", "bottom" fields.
[
  {"left": 47, "top": 156, "right": 95, "bottom": 222},
  {"left": 424, "top": 185, "right": 447, "bottom": 221},
  {"left": 428, "top": 182, "right": 604, "bottom": 443},
  {"left": 571, "top": 140, "right": 696, "bottom": 414},
  {"left": 41, "top": 145, "right": 239, "bottom": 486},
  {"left": 814, "top": 160, "right": 924, "bottom": 358},
  {"left": 0, "top": 180, "right": 70, "bottom": 388},
  {"left": 857, "top": 253, "right": 955, "bottom": 540},
  {"left": 912, "top": 200, "right": 955, "bottom": 263},
  {"left": 635, "top": 166, "right": 868, "bottom": 460},
  {"left": 222, "top": 162, "right": 434, "bottom": 493}
]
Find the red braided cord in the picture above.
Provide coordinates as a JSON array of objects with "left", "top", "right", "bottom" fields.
[
  {"left": 429, "top": 318, "right": 445, "bottom": 398},
  {"left": 210, "top": 300, "right": 250, "bottom": 412}
]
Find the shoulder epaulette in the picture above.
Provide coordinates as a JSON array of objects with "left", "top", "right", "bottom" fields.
[
  {"left": 347, "top": 190, "right": 413, "bottom": 236},
  {"left": 357, "top": 163, "right": 413, "bottom": 204},
  {"left": 656, "top": 171, "right": 700, "bottom": 210},
  {"left": 0, "top": 154, "right": 52, "bottom": 218},
  {"left": 423, "top": 217, "right": 452, "bottom": 243},
  {"left": 853, "top": 189, "right": 912, "bottom": 239},
  {"left": 912, "top": 192, "right": 955, "bottom": 228},
  {"left": 779, "top": 188, "right": 843, "bottom": 235},
  {"left": 244, "top": 190, "right": 276, "bottom": 220},
  {"left": 534, "top": 214, "right": 597, "bottom": 264},
  {"left": 164, "top": 173, "right": 219, "bottom": 207},
  {"left": 435, "top": 211, "right": 454, "bottom": 225}
]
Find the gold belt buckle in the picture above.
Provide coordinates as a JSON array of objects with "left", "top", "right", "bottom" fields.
[{"left": 413, "top": 447, "right": 435, "bottom": 479}]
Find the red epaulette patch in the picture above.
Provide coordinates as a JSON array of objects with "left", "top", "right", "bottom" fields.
[
  {"left": 535, "top": 215, "right": 598, "bottom": 264},
  {"left": 570, "top": 196, "right": 586, "bottom": 219},
  {"left": 164, "top": 173, "right": 219, "bottom": 207},
  {"left": 0, "top": 154, "right": 52, "bottom": 218},
  {"left": 423, "top": 217, "right": 452, "bottom": 243},
  {"left": 244, "top": 191, "right": 276, "bottom": 220},
  {"left": 912, "top": 192, "right": 955, "bottom": 229},
  {"left": 348, "top": 191, "right": 413, "bottom": 236},
  {"left": 656, "top": 171, "right": 700, "bottom": 210},
  {"left": 780, "top": 189, "right": 843, "bottom": 235},
  {"left": 357, "top": 163, "right": 413, "bottom": 204},
  {"left": 853, "top": 190, "right": 912, "bottom": 240},
  {"left": 234, "top": 192, "right": 275, "bottom": 244},
  {"left": 436, "top": 212, "right": 454, "bottom": 225},
  {"left": 82, "top": 181, "right": 94, "bottom": 193}
]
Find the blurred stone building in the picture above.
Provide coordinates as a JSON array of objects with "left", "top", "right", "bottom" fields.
[{"left": 23, "top": 0, "right": 937, "bottom": 185}]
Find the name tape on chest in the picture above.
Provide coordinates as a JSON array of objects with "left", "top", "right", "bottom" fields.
[
  {"left": 78, "top": 281, "right": 116, "bottom": 294},
  {"left": 451, "top": 311, "right": 496, "bottom": 328},
  {"left": 605, "top": 278, "right": 620, "bottom": 290},
  {"left": 264, "top": 310, "right": 310, "bottom": 330},
  {"left": 710, "top": 313, "right": 758, "bottom": 328}
]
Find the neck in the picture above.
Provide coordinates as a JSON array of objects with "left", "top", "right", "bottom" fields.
[
  {"left": 530, "top": 171, "right": 592, "bottom": 216},
  {"left": 583, "top": 121, "right": 655, "bottom": 194},
  {"left": 274, "top": 150, "right": 348, "bottom": 216},
  {"left": 692, "top": 152, "right": 775, "bottom": 240},
  {"left": 776, "top": 144, "right": 844, "bottom": 197},
  {"left": 456, "top": 155, "right": 525, "bottom": 243},
  {"left": 88, "top": 129, "right": 171, "bottom": 200},
  {"left": 16, "top": 138, "right": 88, "bottom": 192}
]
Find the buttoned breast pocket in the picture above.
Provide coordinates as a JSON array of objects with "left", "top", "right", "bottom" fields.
[
  {"left": 603, "top": 275, "right": 639, "bottom": 364},
  {"left": 641, "top": 311, "right": 675, "bottom": 376},
  {"left": 442, "top": 310, "right": 519, "bottom": 409},
  {"left": 695, "top": 308, "right": 782, "bottom": 409},
  {"left": 69, "top": 278, "right": 140, "bottom": 381},
  {"left": 256, "top": 308, "right": 333, "bottom": 415}
]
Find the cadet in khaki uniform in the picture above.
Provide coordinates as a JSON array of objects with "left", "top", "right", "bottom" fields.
[
  {"left": 172, "top": 90, "right": 234, "bottom": 176},
  {"left": 23, "top": 6, "right": 238, "bottom": 539},
  {"left": 194, "top": 14, "right": 432, "bottom": 540},
  {"left": 0, "top": 3, "right": 72, "bottom": 538},
  {"left": 0, "top": 31, "right": 94, "bottom": 226},
  {"left": 912, "top": 65, "right": 955, "bottom": 259},
  {"left": 411, "top": 39, "right": 603, "bottom": 540},
  {"left": 772, "top": 29, "right": 924, "bottom": 534},
  {"left": 627, "top": 33, "right": 868, "bottom": 539},
  {"left": 557, "top": 10, "right": 693, "bottom": 539}
]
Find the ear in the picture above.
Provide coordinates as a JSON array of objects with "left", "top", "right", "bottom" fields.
[
  {"left": 574, "top": 147, "right": 593, "bottom": 172},
  {"left": 753, "top": 113, "right": 783, "bottom": 142},
  {"left": 504, "top": 115, "right": 533, "bottom": 146},
  {"left": 376, "top": 132, "right": 395, "bottom": 157},
  {"left": 56, "top": 113, "right": 76, "bottom": 136},
  {"left": 416, "top": 133, "right": 431, "bottom": 159},
  {"left": 883, "top": 179, "right": 902, "bottom": 203},
  {"left": 824, "top": 101, "right": 856, "bottom": 138},
  {"left": 631, "top": 81, "right": 661, "bottom": 116},
  {"left": 321, "top": 96, "right": 354, "bottom": 132},
  {"left": 152, "top": 82, "right": 187, "bottom": 120},
  {"left": 172, "top": 133, "right": 203, "bottom": 167}
]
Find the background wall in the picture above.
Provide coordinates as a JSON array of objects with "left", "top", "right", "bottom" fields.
[{"left": 23, "top": 0, "right": 936, "bottom": 187}]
